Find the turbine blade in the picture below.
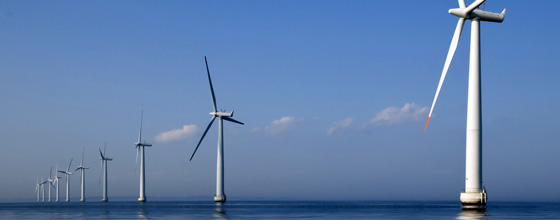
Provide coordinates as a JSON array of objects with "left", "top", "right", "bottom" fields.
[
  {"left": 458, "top": 0, "right": 466, "bottom": 8},
  {"left": 104, "top": 142, "right": 107, "bottom": 156},
  {"left": 49, "top": 166, "right": 52, "bottom": 179},
  {"left": 67, "top": 158, "right": 73, "bottom": 172},
  {"left": 205, "top": 56, "right": 218, "bottom": 113},
  {"left": 99, "top": 148, "right": 105, "bottom": 160},
  {"left": 99, "top": 161, "right": 103, "bottom": 186},
  {"left": 464, "top": 0, "right": 485, "bottom": 14},
  {"left": 81, "top": 147, "right": 85, "bottom": 166},
  {"left": 425, "top": 18, "right": 465, "bottom": 132},
  {"left": 134, "top": 146, "right": 139, "bottom": 174},
  {"left": 139, "top": 110, "right": 143, "bottom": 143},
  {"left": 190, "top": 116, "right": 216, "bottom": 161},
  {"left": 223, "top": 117, "right": 244, "bottom": 125}
]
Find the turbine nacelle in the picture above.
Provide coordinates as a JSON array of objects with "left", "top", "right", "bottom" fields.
[
  {"left": 210, "top": 111, "right": 233, "bottom": 117},
  {"left": 449, "top": 8, "right": 505, "bottom": 22},
  {"left": 135, "top": 142, "right": 152, "bottom": 147}
]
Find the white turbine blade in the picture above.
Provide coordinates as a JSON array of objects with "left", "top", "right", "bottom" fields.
[
  {"left": 205, "top": 56, "right": 218, "bottom": 113},
  {"left": 458, "top": 0, "right": 466, "bottom": 8},
  {"left": 223, "top": 117, "right": 244, "bottom": 125},
  {"left": 134, "top": 146, "right": 139, "bottom": 174},
  {"left": 139, "top": 110, "right": 143, "bottom": 143},
  {"left": 464, "top": 0, "right": 485, "bottom": 14},
  {"left": 49, "top": 166, "right": 52, "bottom": 179},
  {"left": 81, "top": 147, "right": 85, "bottom": 166},
  {"left": 425, "top": 18, "right": 465, "bottom": 132},
  {"left": 99, "top": 161, "right": 103, "bottom": 186},
  {"left": 190, "top": 116, "right": 216, "bottom": 161}
]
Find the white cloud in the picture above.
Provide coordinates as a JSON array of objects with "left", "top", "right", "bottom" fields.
[
  {"left": 327, "top": 117, "right": 354, "bottom": 135},
  {"left": 265, "top": 116, "right": 302, "bottom": 134},
  {"left": 366, "top": 103, "right": 428, "bottom": 126},
  {"left": 155, "top": 124, "right": 200, "bottom": 143}
]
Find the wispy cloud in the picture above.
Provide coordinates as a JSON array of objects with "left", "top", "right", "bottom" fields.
[
  {"left": 155, "top": 125, "right": 200, "bottom": 143},
  {"left": 365, "top": 103, "right": 427, "bottom": 127},
  {"left": 327, "top": 117, "right": 354, "bottom": 136},
  {"left": 265, "top": 116, "right": 303, "bottom": 134}
]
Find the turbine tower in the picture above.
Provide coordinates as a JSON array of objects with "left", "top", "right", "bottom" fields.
[
  {"left": 57, "top": 159, "right": 73, "bottom": 202},
  {"left": 34, "top": 177, "right": 40, "bottom": 202},
  {"left": 135, "top": 110, "right": 152, "bottom": 202},
  {"left": 190, "top": 56, "right": 244, "bottom": 203},
  {"left": 47, "top": 167, "right": 54, "bottom": 202},
  {"left": 424, "top": 0, "right": 505, "bottom": 207},
  {"left": 99, "top": 143, "right": 113, "bottom": 202},
  {"left": 75, "top": 148, "right": 89, "bottom": 202},
  {"left": 40, "top": 178, "right": 45, "bottom": 202},
  {"left": 54, "top": 165, "right": 61, "bottom": 202}
]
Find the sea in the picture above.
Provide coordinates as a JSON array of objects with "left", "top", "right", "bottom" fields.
[{"left": 0, "top": 201, "right": 559, "bottom": 219}]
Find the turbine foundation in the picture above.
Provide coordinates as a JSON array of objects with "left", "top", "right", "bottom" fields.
[
  {"left": 214, "top": 195, "right": 226, "bottom": 203},
  {"left": 138, "top": 197, "right": 146, "bottom": 202},
  {"left": 460, "top": 189, "right": 487, "bottom": 208}
]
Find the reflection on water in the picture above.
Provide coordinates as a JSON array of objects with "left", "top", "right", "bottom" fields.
[
  {"left": 214, "top": 204, "right": 228, "bottom": 220},
  {"left": 457, "top": 208, "right": 487, "bottom": 220},
  {"left": 137, "top": 209, "right": 149, "bottom": 220}
]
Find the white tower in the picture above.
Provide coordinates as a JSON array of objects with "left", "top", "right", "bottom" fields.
[
  {"left": 191, "top": 56, "right": 244, "bottom": 203},
  {"left": 57, "top": 159, "right": 73, "bottom": 202},
  {"left": 135, "top": 110, "right": 152, "bottom": 202},
  {"left": 425, "top": 0, "right": 505, "bottom": 207},
  {"left": 99, "top": 144, "right": 113, "bottom": 202},
  {"left": 75, "top": 148, "right": 89, "bottom": 202}
]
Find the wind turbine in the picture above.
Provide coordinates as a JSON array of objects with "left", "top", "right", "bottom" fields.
[
  {"left": 190, "top": 56, "right": 244, "bottom": 203},
  {"left": 40, "top": 178, "right": 45, "bottom": 202},
  {"left": 135, "top": 110, "right": 152, "bottom": 202},
  {"left": 34, "top": 177, "right": 40, "bottom": 202},
  {"left": 54, "top": 164, "right": 61, "bottom": 202},
  {"left": 75, "top": 148, "right": 89, "bottom": 202},
  {"left": 57, "top": 158, "right": 73, "bottom": 202},
  {"left": 99, "top": 143, "right": 113, "bottom": 202},
  {"left": 424, "top": 0, "right": 505, "bottom": 207},
  {"left": 46, "top": 167, "right": 54, "bottom": 202}
]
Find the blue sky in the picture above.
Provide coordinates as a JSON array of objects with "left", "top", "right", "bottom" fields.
[{"left": 1, "top": 0, "right": 559, "bottom": 202}]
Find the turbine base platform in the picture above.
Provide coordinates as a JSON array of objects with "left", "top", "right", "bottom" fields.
[
  {"left": 460, "top": 190, "right": 487, "bottom": 208},
  {"left": 138, "top": 197, "right": 146, "bottom": 202},
  {"left": 102, "top": 199, "right": 108, "bottom": 203},
  {"left": 214, "top": 195, "right": 226, "bottom": 203}
]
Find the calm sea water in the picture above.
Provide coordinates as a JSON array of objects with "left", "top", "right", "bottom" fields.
[{"left": 0, "top": 201, "right": 558, "bottom": 219}]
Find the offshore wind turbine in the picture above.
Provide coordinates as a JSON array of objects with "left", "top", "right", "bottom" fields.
[
  {"left": 40, "top": 178, "right": 45, "bottom": 202},
  {"left": 75, "top": 148, "right": 89, "bottom": 202},
  {"left": 34, "top": 177, "right": 40, "bottom": 202},
  {"left": 47, "top": 167, "right": 54, "bottom": 202},
  {"left": 57, "top": 158, "right": 73, "bottom": 202},
  {"left": 135, "top": 110, "right": 152, "bottom": 202},
  {"left": 190, "top": 56, "right": 244, "bottom": 203},
  {"left": 424, "top": 0, "right": 505, "bottom": 207},
  {"left": 54, "top": 164, "right": 61, "bottom": 202},
  {"left": 99, "top": 143, "right": 113, "bottom": 202}
]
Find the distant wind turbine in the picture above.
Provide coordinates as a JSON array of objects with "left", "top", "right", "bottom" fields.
[
  {"left": 54, "top": 164, "right": 61, "bottom": 202},
  {"left": 75, "top": 148, "right": 89, "bottom": 202},
  {"left": 46, "top": 167, "right": 54, "bottom": 202},
  {"left": 99, "top": 143, "right": 113, "bottom": 202},
  {"left": 424, "top": 0, "right": 505, "bottom": 207},
  {"left": 40, "top": 178, "right": 46, "bottom": 202},
  {"left": 57, "top": 158, "right": 74, "bottom": 202},
  {"left": 34, "top": 177, "right": 40, "bottom": 202},
  {"left": 135, "top": 110, "right": 152, "bottom": 202},
  {"left": 190, "top": 56, "right": 244, "bottom": 203}
]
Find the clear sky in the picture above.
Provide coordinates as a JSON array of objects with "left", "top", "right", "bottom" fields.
[{"left": 1, "top": 0, "right": 559, "bottom": 202}]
